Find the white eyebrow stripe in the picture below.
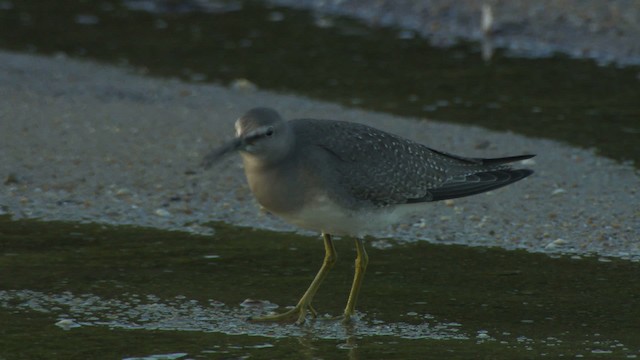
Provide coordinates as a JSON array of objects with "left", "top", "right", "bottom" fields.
[{"left": 241, "top": 126, "right": 272, "bottom": 141}]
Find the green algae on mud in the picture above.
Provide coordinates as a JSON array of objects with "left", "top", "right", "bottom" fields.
[
  {"left": 1, "top": 216, "right": 639, "bottom": 358},
  {"left": 0, "top": 0, "right": 639, "bottom": 166}
]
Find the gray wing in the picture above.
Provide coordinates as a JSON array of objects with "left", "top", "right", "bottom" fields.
[{"left": 291, "top": 119, "right": 533, "bottom": 207}]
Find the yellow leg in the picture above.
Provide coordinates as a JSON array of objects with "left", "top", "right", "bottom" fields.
[
  {"left": 249, "top": 232, "right": 337, "bottom": 325},
  {"left": 343, "top": 238, "right": 368, "bottom": 321}
]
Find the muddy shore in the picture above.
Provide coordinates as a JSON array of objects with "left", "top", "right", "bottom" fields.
[{"left": 1, "top": 50, "right": 638, "bottom": 258}]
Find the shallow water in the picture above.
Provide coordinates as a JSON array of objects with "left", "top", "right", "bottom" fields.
[
  {"left": 2, "top": 217, "right": 639, "bottom": 358},
  {"left": 0, "top": 0, "right": 639, "bottom": 165}
]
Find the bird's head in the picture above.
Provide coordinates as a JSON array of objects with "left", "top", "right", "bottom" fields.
[{"left": 202, "top": 107, "right": 293, "bottom": 168}]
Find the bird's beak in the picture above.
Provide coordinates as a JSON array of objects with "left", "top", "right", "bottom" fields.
[{"left": 201, "top": 137, "right": 243, "bottom": 169}]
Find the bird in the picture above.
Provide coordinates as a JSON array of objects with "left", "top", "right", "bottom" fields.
[{"left": 202, "top": 107, "right": 534, "bottom": 324}]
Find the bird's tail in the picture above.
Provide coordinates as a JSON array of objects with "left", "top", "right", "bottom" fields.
[
  {"left": 428, "top": 147, "right": 534, "bottom": 173},
  {"left": 413, "top": 150, "right": 535, "bottom": 202},
  {"left": 427, "top": 168, "right": 533, "bottom": 201},
  {"left": 476, "top": 154, "right": 535, "bottom": 167}
]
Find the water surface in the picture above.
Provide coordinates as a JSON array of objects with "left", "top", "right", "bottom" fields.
[{"left": 2, "top": 217, "right": 639, "bottom": 358}]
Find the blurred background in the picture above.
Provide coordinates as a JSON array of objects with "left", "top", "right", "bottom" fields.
[{"left": 1, "top": 0, "right": 639, "bottom": 166}]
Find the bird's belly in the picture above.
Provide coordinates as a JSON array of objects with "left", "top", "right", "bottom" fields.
[
  {"left": 276, "top": 194, "right": 428, "bottom": 237},
  {"left": 278, "top": 195, "right": 357, "bottom": 235}
]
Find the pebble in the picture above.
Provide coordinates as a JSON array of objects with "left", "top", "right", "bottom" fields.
[
  {"left": 230, "top": 78, "right": 257, "bottom": 92},
  {"left": 545, "top": 238, "right": 567, "bottom": 249},
  {"left": 115, "top": 188, "right": 131, "bottom": 197},
  {"left": 155, "top": 208, "right": 171, "bottom": 217}
]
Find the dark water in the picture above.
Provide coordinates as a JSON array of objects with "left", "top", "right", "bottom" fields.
[
  {"left": 2, "top": 217, "right": 639, "bottom": 358},
  {"left": 0, "top": 0, "right": 639, "bottom": 165}
]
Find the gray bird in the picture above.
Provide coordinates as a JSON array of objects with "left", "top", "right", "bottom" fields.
[{"left": 203, "top": 107, "right": 534, "bottom": 324}]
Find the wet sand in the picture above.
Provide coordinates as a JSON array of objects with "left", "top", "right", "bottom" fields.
[{"left": 0, "top": 50, "right": 638, "bottom": 258}]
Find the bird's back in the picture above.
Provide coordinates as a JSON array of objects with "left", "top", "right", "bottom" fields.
[{"left": 289, "top": 118, "right": 532, "bottom": 208}]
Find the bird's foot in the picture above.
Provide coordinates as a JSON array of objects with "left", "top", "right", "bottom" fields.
[
  {"left": 319, "top": 309, "right": 356, "bottom": 324},
  {"left": 249, "top": 304, "right": 318, "bottom": 325},
  {"left": 335, "top": 311, "right": 354, "bottom": 323}
]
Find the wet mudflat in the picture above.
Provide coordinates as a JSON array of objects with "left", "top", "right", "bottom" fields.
[{"left": 1, "top": 217, "right": 639, "bottom": 359}]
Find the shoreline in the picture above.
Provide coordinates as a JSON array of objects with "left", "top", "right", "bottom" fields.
[{"left": 1, "top": 50, "right": 638, "bottom": 259}]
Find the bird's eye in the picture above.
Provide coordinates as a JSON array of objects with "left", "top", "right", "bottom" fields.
[{"left": 265, "top": 127, "right": 274, "bottom": 137}]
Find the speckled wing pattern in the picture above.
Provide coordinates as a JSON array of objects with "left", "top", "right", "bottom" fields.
[{"left": 291, "top": 119, "right": 532, "bottom": 207}]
